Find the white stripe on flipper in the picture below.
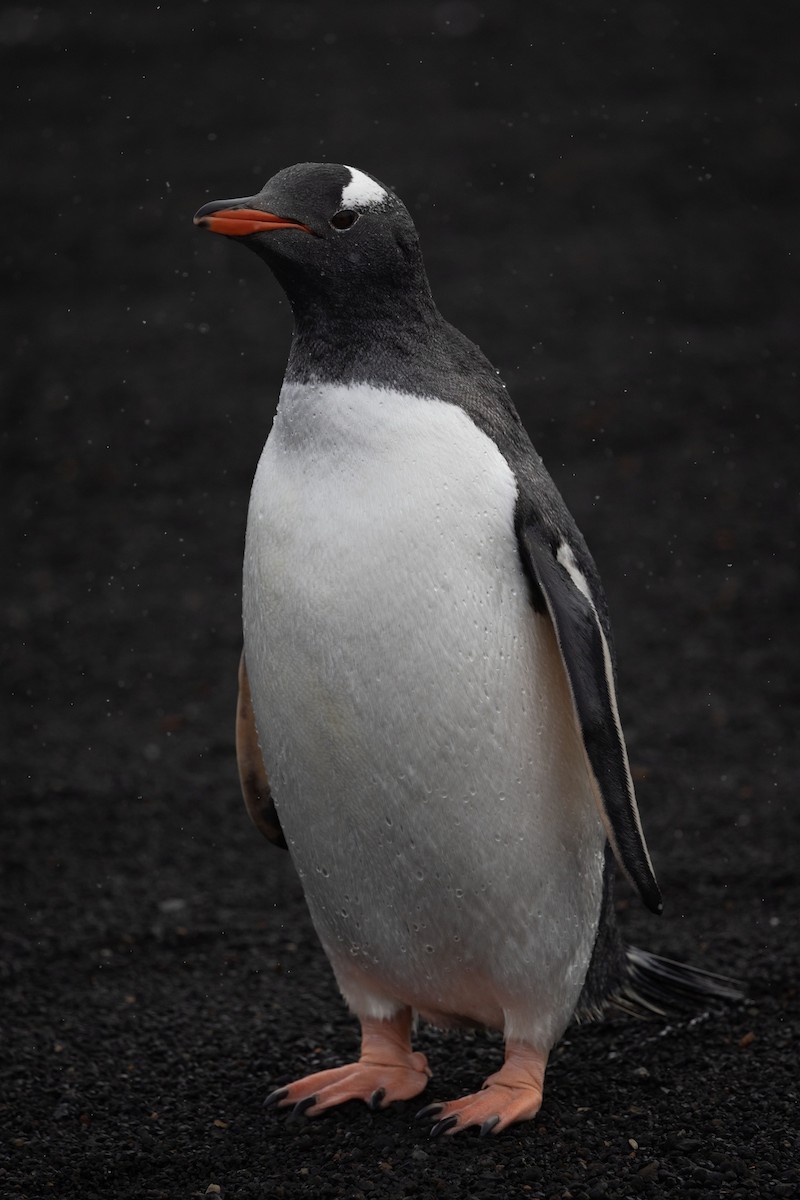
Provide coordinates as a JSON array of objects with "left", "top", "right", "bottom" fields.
[
  {"left": 341, "top": 166, "right": 388, "bottom": 209},
  {"left": 555, "top": 540, "right": 657, "bottom": 887},
  {"left": 556, "top": 542, "right": 593, "bottom": 602}
]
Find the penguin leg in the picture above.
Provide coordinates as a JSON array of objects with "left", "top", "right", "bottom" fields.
[
  {"left": 264, "top": 1007, "right": 431, "bottom": 1118},
  {"left": 419, "top": 1040, "right": 548, "bottom": 1137}
]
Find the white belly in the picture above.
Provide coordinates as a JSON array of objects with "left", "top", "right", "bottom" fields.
[{"left": 243, "top": 380, "right": 605, "bottom": 1049}]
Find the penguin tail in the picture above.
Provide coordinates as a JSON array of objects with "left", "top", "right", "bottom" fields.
[{"left": 608, "top": 945, "right": 744, "bottom": 1019}]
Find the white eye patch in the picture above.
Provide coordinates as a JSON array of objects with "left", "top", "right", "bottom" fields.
[{"left": 341, "top": 166, "right": 388, "bottom": 210}]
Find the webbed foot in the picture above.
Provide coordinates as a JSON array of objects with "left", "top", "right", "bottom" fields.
[
  {"left": 265, "top": 1008, "right": 431, "bottom": 1119},
  {"left": 418, "top": 1040, "right": 547, "bottom": 1136}
]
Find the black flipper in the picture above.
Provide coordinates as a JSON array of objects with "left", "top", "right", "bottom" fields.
[{"left": 517, "top": 522, "right": 662, "bottom": 914}]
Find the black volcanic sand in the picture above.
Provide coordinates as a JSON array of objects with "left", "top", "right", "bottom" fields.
[{"left": 3, "top": 3, "right": 798, "bottom": 1198}]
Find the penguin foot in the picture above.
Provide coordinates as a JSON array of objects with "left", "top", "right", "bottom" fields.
[
  {"left": 419, "top": 1040, "right": 548, "bottom": 1137},
  {"left": 265, "top": 1008, "right": 431, "bottom": 1119}
]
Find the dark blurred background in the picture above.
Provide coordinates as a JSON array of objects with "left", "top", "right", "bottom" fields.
[{"left": 3, "top": 2, "right": 798, "bottom": 1197}]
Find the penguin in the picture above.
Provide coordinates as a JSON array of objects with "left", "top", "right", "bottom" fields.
[{"left": 194, "top": 163, "right": 739, "bottom": 1137}]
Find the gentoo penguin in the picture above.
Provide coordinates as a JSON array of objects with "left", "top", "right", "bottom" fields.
[{"left": 194, "top": 163, "right": 739, "bottom": 1136}]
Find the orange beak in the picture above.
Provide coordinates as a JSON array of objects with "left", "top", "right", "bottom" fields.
[{"left": 193, "top": 202, "right": 313, "bottom": 237}]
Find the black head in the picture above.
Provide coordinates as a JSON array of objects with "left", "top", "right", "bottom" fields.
[{"left": 194, "top": 162, "right": 434, "bottom": 325}]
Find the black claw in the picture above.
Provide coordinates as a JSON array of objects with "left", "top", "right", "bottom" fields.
[
  {"left": 479, "top": 1115, "right": 501, "bottom": 1137},
  {"left": 289, "top": 1094, "right": 317, "bottom": 1119},
  {"left": 415, "top": 1102, "right": 444, "bottom": 1122},
  {"left": 263, "top": 1086, "right": 288, "bottom": 1110},
  {"left": 429, "top": 1114, "right": 459, "bottom": 1138},
  {"left": 368, "top": 1087, "right": 386, "bottom": 1112}
]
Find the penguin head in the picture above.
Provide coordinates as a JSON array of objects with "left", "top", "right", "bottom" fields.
[{"left": 194, "top": 162, "right": 432, "bottom": 319}]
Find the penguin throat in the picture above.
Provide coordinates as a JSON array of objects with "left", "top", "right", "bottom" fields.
[
  {"left": 285, "top": 306, "right": 437, "bottom": 387},
  {"left": 284, "top": 281, "right": 441, "bottom": 386}
]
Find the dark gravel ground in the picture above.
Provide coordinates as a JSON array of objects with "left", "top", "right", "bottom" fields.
[{"left": 3, "top": 3, "right": 798, "bottom": 1197}]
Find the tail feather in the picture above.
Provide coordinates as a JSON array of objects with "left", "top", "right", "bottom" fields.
[{"left": 609, "top": 945, "right": 744, "bottom": 1019}]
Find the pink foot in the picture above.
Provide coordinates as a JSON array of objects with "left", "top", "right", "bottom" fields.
[
  {"left": 264, "top": 1008, "right": 431, "bottom": 1118},
  {"left": 418, "top": 1041, "right": 548, "bottom": 1137}
]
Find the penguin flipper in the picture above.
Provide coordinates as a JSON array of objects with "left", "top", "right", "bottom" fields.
[
  {"left": 517, "top": 523, "right": 662, "bottom": 914},
  {"left": 236, "top": 650, "right": 287, "bottom": 849}
]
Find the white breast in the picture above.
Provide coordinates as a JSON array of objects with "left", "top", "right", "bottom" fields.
[{"left": 243, "top": 380, "right": 605, "bottom": 1050}]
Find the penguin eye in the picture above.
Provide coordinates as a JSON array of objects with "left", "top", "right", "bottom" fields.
[{"left": 330, "top": 209, "right": 359, "bottom": 231}]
